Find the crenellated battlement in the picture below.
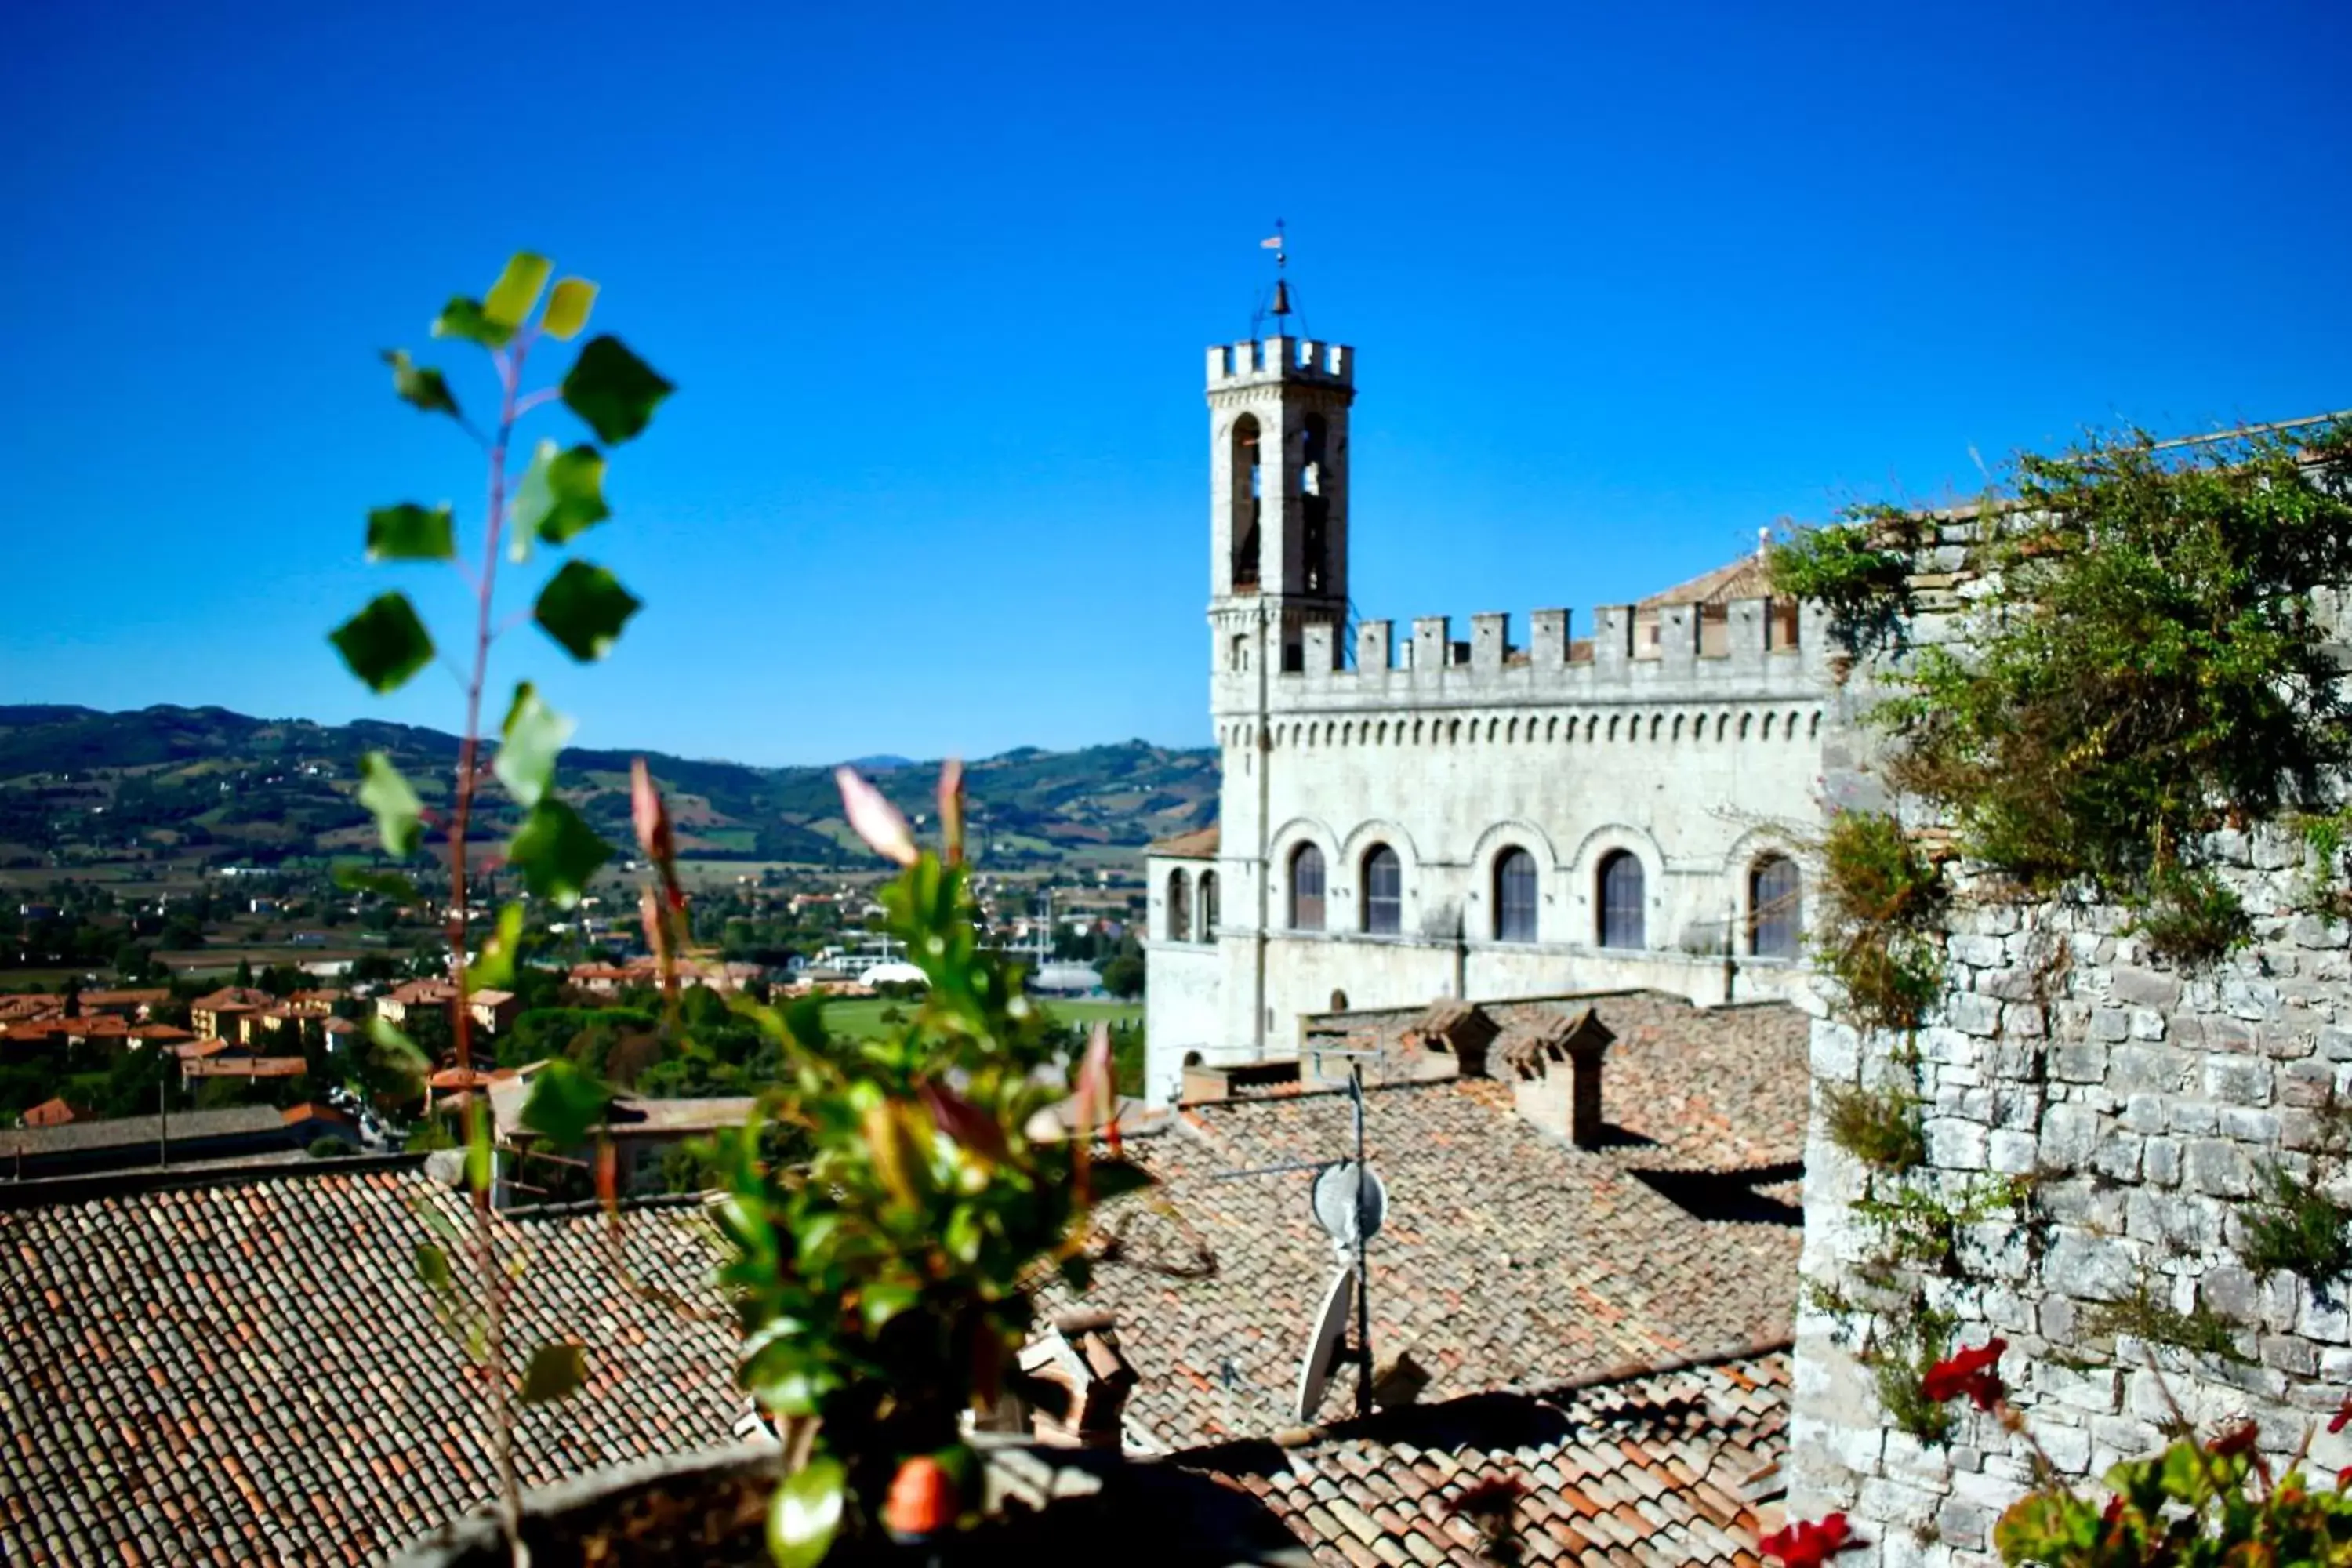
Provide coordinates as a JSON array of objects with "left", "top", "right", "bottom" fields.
[
  {"left": 1206, "top": 335, "right": 1353, "bottom": 390},
  {"left": 1218, "top": 596, "right": 1829, "bottom": 716}
]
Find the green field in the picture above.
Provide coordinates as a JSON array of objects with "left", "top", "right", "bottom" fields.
[{"left": 815, "top": 995, "right": 1141, "bottom": 1042}]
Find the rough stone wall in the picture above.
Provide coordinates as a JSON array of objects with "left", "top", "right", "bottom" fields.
[{"left": 1790, "top": 513, "right": 2352, "bottom": 1564}]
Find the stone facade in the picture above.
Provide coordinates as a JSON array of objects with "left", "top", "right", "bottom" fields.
[
  {"left": 1144, "top": 329, "right": 1837, "bottom": 1102},
  {"left": 1791, "top": 513, "right": 2352, "bottom": 1563}
]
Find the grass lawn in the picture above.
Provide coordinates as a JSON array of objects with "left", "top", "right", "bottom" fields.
[{"left": 814, "top": 994, "right": 1142, "bottom": 1043}]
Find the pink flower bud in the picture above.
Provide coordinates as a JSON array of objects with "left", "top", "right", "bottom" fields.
[{"left": 836, "top": 767, "right": 919, "bottom": 867}]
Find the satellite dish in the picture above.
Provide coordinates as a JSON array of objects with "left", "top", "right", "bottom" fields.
[
  {"left": 1311, "top": 1160, "right": 1387, "bottom": 1251},
  {"left": 1293, "top": 1265, "right": 1355, "bottom": 1422}
]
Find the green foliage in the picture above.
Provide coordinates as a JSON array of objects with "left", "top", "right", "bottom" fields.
[
  {"left": 493, "top": 681, "right": 573, "bottom": 810},
  {"left": 513, "top": 441, "right": 610, "bottom": 550},
  {"left": 331, "top": 593, "right": 436, "bottom": 695},
  {"left": 517, "top": 1058, "right": 612, "bottom": 1148},
  {"left": 714, "top": 826, "right": 1140, "bottom": 1544},
  {"left": 1993, "top": 1432, "right": 2352, "bottom": 1566},
  {"left": 1867, "top": 1298, "right": 1955, "bottom": 1447},
  {"left": 768, "top": 1457, "right": 847, "bottom": 1568},
  {"left": 383, "top": 349, "right": 462, "bottom": 419},
  {"left": 561, "top": 335, "right": 675, "bottom": 445},
  {"left": 1813, "top": 810, "right": 1947, "bottom": 1033},
  {"left": 2082, "top": 1279, "right": 2249, "bottom": 1363},
  {"left": 366, "top": 503, "right": 457, "bottom": 562},
  {"left": 357, "top": 750, "right": 425, "bottom": 857},
  {"left": 1822, "top": 1079, "right": 1926, "bottom": 1171},
  {"left": 1765, "top": 505, "right": 1922, "bottom": 658},
  {"left": 1875, "top": 421, "right": 2352, "bottom": 962},
  {"left": 506, "top": 797, "right": 612, "bottom": 906},
  {"left": 2241, "top": 1161, "right": 2352, "bottom": 1285},
  {"left": 518, "top": 1341, "right": 588, "bottom": 1405},
  {"left": 541, "top": 278, "right": 597, "bottom": 341},
  {"left": 533, "top": 560, "right": 641, "bottom": 661},
  {"left": 307, "top": 1136, "right": 355, "bottom": 1160},
  {"left": 1852, "top": 1174, "right": 2028, "bottom": 1274}
]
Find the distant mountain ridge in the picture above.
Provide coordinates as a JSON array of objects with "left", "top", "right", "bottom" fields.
[{"left": 0, "top": 705, "right": 1218, "bottom": 872}]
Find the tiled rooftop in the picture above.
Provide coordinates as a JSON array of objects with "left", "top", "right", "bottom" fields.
[
  {"left": 1048, "top": 1044, "right": 1802, "bottom": 1450},
  {"left": 1184, "top": 1348, "right": 1791, "bottom": 1567},
  {"left": 0, "top": 1161, "right": 742, "bottom": 1566}
]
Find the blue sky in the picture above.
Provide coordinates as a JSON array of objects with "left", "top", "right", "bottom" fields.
[{"left": 3, "top": 0, "right": 2346, "bottom": 767}]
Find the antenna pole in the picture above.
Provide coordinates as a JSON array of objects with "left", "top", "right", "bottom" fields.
[{"left": 1352, "top": 1062, "right": 1373, "bottom": 1417}]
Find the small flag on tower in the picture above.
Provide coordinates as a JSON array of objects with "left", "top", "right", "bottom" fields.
[{"left": 1260, "top": 234, "right": 1284, "bottom": 249}]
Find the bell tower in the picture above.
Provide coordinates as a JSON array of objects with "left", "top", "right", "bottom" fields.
[{"left": 1204, "top": 328, "right": 1356, "bottom": 691}]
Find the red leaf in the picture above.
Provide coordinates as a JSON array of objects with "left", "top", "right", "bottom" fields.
[
  {"left": 1922, "top": 1337, "right": 2008, "bottom": 1411},
  {"left": 2208, "top": 1422, "right": 2259, "bottom": 1457},
  {"left": 938, "top": 757, "right": 965, "bottom": 866},
  {"left": 629, "top": 757, "right": 675, "bottom": 866},
  {"left": 920, "top": 1080, "right": 1008, "bottom": 1163},
  {"left": 1760, "top": 1513, "right": 1860, "bottom": 1568}
]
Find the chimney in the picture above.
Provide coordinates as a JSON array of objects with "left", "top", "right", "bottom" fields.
[
  {"left": 1498, "top": 1007, "right": 1616, "bottom": 1145},
  {"left": 1407, "top": 1000, "right": 1500, "bottom": 1080},
  {"left": 1017, "top": 1309, "right": 1139, "bottom": 1450}
]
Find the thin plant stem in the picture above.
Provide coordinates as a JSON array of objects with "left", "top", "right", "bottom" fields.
[{"left": 448, "top": 325, "right": 538, "bottom": 1556}]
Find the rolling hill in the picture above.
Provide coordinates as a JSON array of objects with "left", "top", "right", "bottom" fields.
[{"left": 0, "top": 706, "right": 1219, "bottom": 874}]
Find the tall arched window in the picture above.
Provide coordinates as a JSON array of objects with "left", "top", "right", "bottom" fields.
[
  {"left": 1166, "top": 869, "right": 1190, "bottom": 943},
  {"left": 1751, "top": 855, "right": 1802, "bottom": 960},
  {"left": 1494, "top": 848, "right": 1538, "bottom": 942},
  {"left": 1362, "top": 845, "right": 1401, "bottom": 935},
  {"left": 1197, "top": 871, "right": 1219, "bottom": 941},
  {"left": 1288, "top": 844, "right": 1326, "bottom": 931},
  {"left": 1301, "top": 412, "right": 1330, "bottom": 594},
  {"left": 1598, "top": 851, "right": 1645, "bottom": 949},
  {"left": 1229, "top": 415, "right": 1261, "bottom": 590}
]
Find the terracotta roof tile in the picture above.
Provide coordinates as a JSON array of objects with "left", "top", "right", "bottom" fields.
[
  {"left": 0, "top": 1164, "right": 739, "bottom": 1564},
  {"left": 1180, "top": 1350, "right": 1788, "bottom": 1567}
]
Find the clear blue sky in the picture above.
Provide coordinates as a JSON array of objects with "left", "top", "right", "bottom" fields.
[{"left": 4, "top": 0, "right": 2346, "bottom": 767}]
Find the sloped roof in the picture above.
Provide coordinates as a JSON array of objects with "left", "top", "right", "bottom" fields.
[
  {"left": 1183, "top": 1348, "right": 1791, "bottom": 1567},
  {"left": 0, "top": 1163, "right": 740, "bottom": 1566},
  {"left": 1151, "top": 826, "right": 1221, "bottom": 858},
  {"left": 1638, "top": 553, "right": 1774, "bottom": 609},
  {"left": 1042, "top": 1069, "right": 1799, "bottom": 1451}
]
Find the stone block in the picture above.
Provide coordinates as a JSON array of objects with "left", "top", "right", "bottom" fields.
[
  {"left": 2111, "top": 968, "right": 2183, "bottom": 1010},
  {"left": 2045, "top": 1232, "right": 2137, "bottom": 1301},
  {"left": 2184, "top": 1138, "right": 2255, "bottom": 1197},
  {"left": 2108, "top": 1045, "right": 2190, "bottom": 1096},
  {"left": 2219, "top": 1106, "right": 2281, "bottom": 1145},
  {"left": 1988, "top": 1130, "right": 2039, "bottom": 1174},
  {"left": 2203, "top": 1057, "right": 2273, "bottom": 1106},
  {"left": 1926, "top": 1118, "right": 1990, "bottom": 1171},
  {"left": 2128, "top": 1008, "right": 2169, "bottom": 1041},
  {"left": 2052, "top": 1042, "right": 2106, "bottom": 1083},
  {"left": 2088, "top": 1008, "right": 2130, "bottom": 1042},
  {"left": 2263, "top": 1335, "right": 2321, "bottom": 1377},
  {"left": 2042, "top": 1103, "right": 2101, "bottom": 1167},
  {"left": 1948, "top": 993, "right": 2003, "bottom": 1039},
  {"left": 2205, "top": 1016, "right": 2259, "bottom": 1054},
  {"left": 2169, "top": 1099, "right": 2222, "bottom": 1138},
  {"left": 2001, "top": 1003, "right": 2047, "bottom": 1039},
  {"left": 2142, "top": 1137, "right": 2182, "bottom": 1187}
]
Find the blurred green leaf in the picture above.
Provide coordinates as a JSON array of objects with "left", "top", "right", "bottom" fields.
[
  {"left": 484, "top": 252, "right": 553, "bottom": 331},
  {"left": 432, "top": 296, "right": 511, "bottom": 348},
  {"left": 366, "top": 1016, "right": 430, "bottom": 1091},
  {"left": 520, "top": 1341, "right": 588, "bottom": 1404},
  {"left": 534, "top": 561, "right": 641, "bottom": 662},
  {"left": 333, "top": 862, "right": 418, "bottom": 901},
  {"left": 466, "top": 1106, "right": 493, "bottom": 1192},
  {"left": 383, "top": 350, "right": 462, "bottom": 419},
  {"left": 768, "top": 1457, "right": 844, "bottom": 1568},
  {"left": 414, "top": 1241, "right": 452, "bottom": 1293},
  {"left": 467, "top": 902, "right": 525, "bottom": 991},
  {"left": 506, "top": 797, "right": 611, "bottom": 906},
  {"left": 492, "top": 680, "right": 573, "bottom": 809},
  {"left": 513, "top": 440, "right": 610, "bottom": 552},
  {"left": 366, "top": 503, "right": 456, "bottom": 563},
  {"left": 1091, "top": 1160, "right": 1154, "bottom": 1203},
  {"left": 542, "top": 278, "right": 597, "bottom": 340},
  {"left": 860, "top": 1279, "right": 920, "bottom": 1334},
  {"left": 411, "top": 1194, "right": 463, "bottom": 1246},
  {"left": 356, "top": 751, "right": 424, "bottom": 857},
  {"left": 332, "top": 593, "right": 436, "bottom": 695},
  {"left": 561, "top": 335, "right": 673, "bottom": 445},
  {"left": 518, "top": 1057, "right": 611, "bottom": 1147}
]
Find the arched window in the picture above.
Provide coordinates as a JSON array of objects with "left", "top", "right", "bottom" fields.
[
  {"left": 1197, "top": 871, "right": 1219, "bottom": 940},
  {"left": 1494, "top": 848, "right": 1538, "bottom": 942},
  {"left": 1301, "top": 412, "right": 1330, "bottom": 594},
  {"left": 1751, "top": 855, "right": 1801, "bottom": 960},
  {"left": 1288, "top": 844, "right": 1326, "bottom": 931},
  {"left": 1166, "top": 869, "right": 1190, "bottom": 943},
  {"left": 1362, "top": 844, "right": 1402, "bottom": 935},
  {"left": 1229, "top": 415, "right": 1261, "bottom": 590},
  {"left": 1597, "top": 851, "right": 1645, "bottom": 949}
]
